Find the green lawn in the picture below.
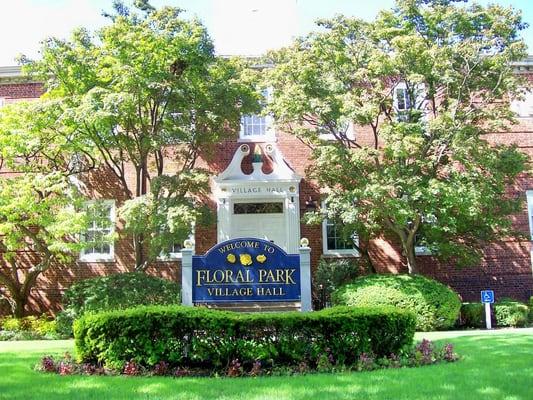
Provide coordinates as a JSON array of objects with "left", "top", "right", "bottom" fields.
[{"left": 0, "top": 331, "right": 532, "bottom": 400}]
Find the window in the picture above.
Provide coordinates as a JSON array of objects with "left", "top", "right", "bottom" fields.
[
  {"left": 393, "top": 82, "right": 426, "bottom": 122},
  {"left": 414, "top": 233, "right": 432, "bottom": 255},
  {"left": 511, "top": 88, "right": 533, "bottom": 118},
  {"left": 321, "top": 202, "right": 359, "bottom": 256},
  {"left": 318, "top": 119, "right": 355, "bottom": 141},
  {"left": 79, "top": 200, "right": 115, "bottom": 262},
  {"left": 239, "top": 89, "right": 275, "bottom": 142},
  {"left": 526, "top": 190, "right": 533, "bottom": 240},
  {"left": 233, "top": 202, "right": 283, "bottom": 214},
  {"left": 159, "top": 231, "right": 195, "bottom": 260}
]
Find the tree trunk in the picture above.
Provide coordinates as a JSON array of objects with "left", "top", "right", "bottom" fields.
[
  {"left": 403, "top": 242, "right": 418, "bottom": 274},
  {"left": 11, "top": 293, "right": 26, "bottom": 318}
]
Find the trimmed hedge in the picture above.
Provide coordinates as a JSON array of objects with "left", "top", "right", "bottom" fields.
[
  {"left": 57, "top": 272, "right": 181, "bottom": 336},
  {"left": 494, "top": 299, "right": 529, "bottom": 327},
  {"left": 74, "top": 305, "right": 416, "bottom": 370},
  {"left": 332, "top": 274, "right": 461, "bottom": 331}
]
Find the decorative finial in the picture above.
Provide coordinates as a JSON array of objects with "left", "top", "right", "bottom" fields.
[
  {"left": 300, "top": 237, "right": 309, "bottom": 247},
  {"left": 184, "top": 239, "right": 193, "bottom": 249},
  {"left": 252, "top": 145, "right": 262, "bottom": 163}
]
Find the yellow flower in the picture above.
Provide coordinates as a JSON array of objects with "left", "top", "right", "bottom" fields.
[
  {"left": 256, "top": 254, "right": 267, "bottom": 263},
  {"left": 226, "top": 254, "right": 236, "bottom": 263},
  {"left": 239, "top": 253, "right": 253, "bottom": 266}
]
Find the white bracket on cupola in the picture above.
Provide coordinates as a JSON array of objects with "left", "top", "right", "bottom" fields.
[
  {"left": 214, "top": 143, "right": 301, "bottom": 182},
  {"left": 214, "top": 144, "right": 302, "bottom": 253}
]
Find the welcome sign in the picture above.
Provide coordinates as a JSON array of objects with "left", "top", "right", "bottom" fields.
[{"left": 192, "top": 238, "right": 301, "bottom": 302}]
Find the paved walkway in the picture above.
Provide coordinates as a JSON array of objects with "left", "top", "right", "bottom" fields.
[{"left": 415, "top": 327, "right": 533, "bottom": 341}]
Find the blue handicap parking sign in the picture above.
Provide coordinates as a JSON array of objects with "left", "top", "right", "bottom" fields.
[{"left": 481, "top": 290, "right": 494, "bottom": 304}]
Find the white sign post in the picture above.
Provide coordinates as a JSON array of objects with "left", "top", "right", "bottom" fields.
[{"left": 481, "top": 290, "right": 494, "bottom": 330}]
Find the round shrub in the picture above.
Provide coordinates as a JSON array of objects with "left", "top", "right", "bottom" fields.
[
  {"left": 332, "top": 274, "right": 461, "bottom": 331},
  {"left": 494, "top": 299, "right": 529, "bottom": 327},
  {"left": 58, "top": 272, "right": 181, "bottom": 336},
  {"left": 74, "top": 305, "right": 416, "bottom": 370}
]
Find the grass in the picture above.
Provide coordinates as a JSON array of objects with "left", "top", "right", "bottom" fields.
[{"left": 0, "top": 331, "right": 532, "bottom": 400}]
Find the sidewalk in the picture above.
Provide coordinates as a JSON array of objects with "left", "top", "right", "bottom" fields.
[{"left": 415, "top": 327, "right": 533, "bottom": 341}]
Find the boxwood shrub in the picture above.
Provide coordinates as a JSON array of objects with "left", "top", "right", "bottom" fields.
[
  {"left": 458, "top": 303, "right": 485, "bottom": 328},
  {"left": 494, "top": 299, "right": 529, "bottom": 327},
  {"left": 74, "top": 305, "right": 416, "bottom": 370},
  {"left": 332, "top": 274, "right": 461, "bottom": 331}
]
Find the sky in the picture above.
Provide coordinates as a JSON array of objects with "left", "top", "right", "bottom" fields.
[{"left": 0, "top": 0, "right": 531, "bottom": 66}]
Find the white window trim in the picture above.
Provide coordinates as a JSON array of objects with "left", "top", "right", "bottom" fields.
[
  {"left": 415, "top": 245, "right": 432, "bottom": 256},
  {"left": 238, "top": 114, "right": 276, "bottom": 142},
  {"left": 393, "top": 82, "right": 427, "bottom": 120},
  {"left": 238, "top": 87, "right": 276, "bottom": 142},
  {"left": 0, "top": 97, "right": 4, "bottom": 107},
  {"left": 321, "top": 202, "right": 359, "bottom": 257},
  {"left": 79, "top": 200, "right": 115, "bottom": 262},
  {"left": 318, "top": 121, "right": 355, "bottom": 142},
  {"left": 158, "top": 231, "right": 195, "bottom": 261},
  {"left": 526, "top": 190, "right": 533, "bottom": 240},
  {"left": 511, "top": 87, "right": 533, "bottom": 118}
]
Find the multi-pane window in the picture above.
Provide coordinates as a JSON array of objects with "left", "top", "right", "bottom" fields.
[
  {"left": 239, "top": 89, "right": 274, "bottom": 141},
  {"left": 321, "top": 203, "right": 358, "bottom": 256},
  {"left": 395, "top": 87, "right": 412, "bottom": 111},
  {"left": 241, "top": 114, "right": 268, "bottom": 137},
  {"left": 79, "top": 200, "right": 115, "bottom": 262}
]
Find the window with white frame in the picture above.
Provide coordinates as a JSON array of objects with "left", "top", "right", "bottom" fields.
[
  {"left": 511, "top": 88, "right": 533, "bottom": 118},
  {"left": 414, "top": 214, "right": 437, "bottom": 255},
  {"left": 79, "top": 200, "right": 115, "bottom": 262},
  {"left": 159, "top": 231, "right": 195, "bottom": 260},
  {"left": 526, "top": 190, "right": 533, "bottom": 240},
  {"left": 318, "top": 119, "right": 354, "bottom": 141},
  {"left": 239, "top": 89, "right": 275, "bottom": 141},
  {"left": 393, "top": 82, "right": 426, "bottom": 122},
  {"left": 321, "top": 202, "right": 359, "bottom": 256}
]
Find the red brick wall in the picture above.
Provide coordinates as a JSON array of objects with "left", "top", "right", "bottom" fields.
[{"left": 1, "top": 73, "right": 533, "bottom": 316}]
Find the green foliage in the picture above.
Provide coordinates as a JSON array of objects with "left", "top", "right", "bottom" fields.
[
  {"left": 494, "top": 299, "right": 529, "bottom": 327},
  {"left": 0, "top": 315, "right": 58, "bottom": 340},
  {"left": 20, "top": 2, "right": 259, "bottom": 269},
  {"left": 265, "top": 0, "right": 528, "bottom": 273},
  {"left": 74, "top": 305, "right": 416, "bottom": 370},
  {"left": 58, "top": 272, "right": 181, "bottom": 337},
  {"left": 0, "top": 101, "right": 89, "bottom": 316},
  {"left": 332, "top": 274, "right": 461, "bottom": 331},
  {"left": 314, "top": 258, "right": 360, "bottom": 301},
  {"left": 459, "top": 303, "right": 484, "bottom": 328},
  {"left": 529, "top": 296, "right": 533, "bottom": 322}
]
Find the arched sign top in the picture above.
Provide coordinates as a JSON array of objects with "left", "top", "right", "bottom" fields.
[
  {"left": 192, "top": 237, "right": 301, "bottom": 303},
  {"left": 203, "top": 237, "right": 292, "bottom": 260}
]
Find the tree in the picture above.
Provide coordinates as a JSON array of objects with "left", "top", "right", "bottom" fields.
[
  {"left": 22, "top": 2, "right": 257, "bottom": 270},
  {"left": 0, "top": 101, "right": 89, "bottom": 317},
  {"left": 265, "top": 0, "right": 528, "bottom": 273}
]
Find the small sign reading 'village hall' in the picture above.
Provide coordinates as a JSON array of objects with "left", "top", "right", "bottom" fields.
[{"left": 192, "top": 238, "right": 301, "bottom": 302}]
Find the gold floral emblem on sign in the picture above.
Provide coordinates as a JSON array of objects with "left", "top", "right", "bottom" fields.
[
  {"left": 226, "top": 254, "right": 236, "bottom": 263},
  {"left": 256, "top": 254, "right": 267, "bottom": 263},
  {"left": 239, "top": 253, "right": 253, "bottom": 266}
]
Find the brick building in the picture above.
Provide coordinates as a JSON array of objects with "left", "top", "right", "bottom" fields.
[{"left": 0, "top": 59, "right": 532, "bottom": 315}]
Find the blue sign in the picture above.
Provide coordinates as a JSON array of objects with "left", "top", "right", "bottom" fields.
[
  {"left": 481, "top": 290, "right": 494, "bottom": 304},
  {"left": 192, "top": 238, "right": 301, "bottom": 303}
]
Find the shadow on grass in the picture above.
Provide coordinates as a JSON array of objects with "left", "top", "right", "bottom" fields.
[{"left": 0, "top": 334, "right": 531, "bottom": 400}]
